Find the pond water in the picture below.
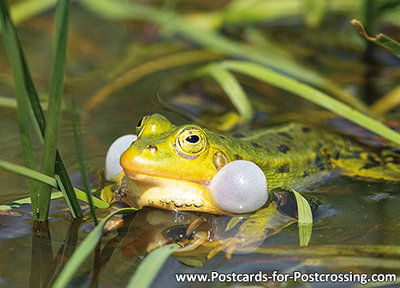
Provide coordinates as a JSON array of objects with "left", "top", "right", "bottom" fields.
[{"left": 1, "top": 2, "right": 400, "bottom": 287}]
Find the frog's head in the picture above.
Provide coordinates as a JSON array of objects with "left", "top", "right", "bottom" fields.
[{"left": 120, "top": 113, "right": 231, "bottom": 214}]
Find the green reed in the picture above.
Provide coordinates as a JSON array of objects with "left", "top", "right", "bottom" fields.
[{"left": 0, "top": 0, "right": 89, "bottom": 220}]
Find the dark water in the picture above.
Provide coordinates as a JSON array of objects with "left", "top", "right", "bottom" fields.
[
  {"left": 1, "top": 3, "right": 400, "bottom": 288},
  {"left": 1, "top": 177, "right": 400, "bottom": 287}
]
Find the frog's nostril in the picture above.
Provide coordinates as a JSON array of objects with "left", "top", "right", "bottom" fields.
[{"left": 147, "top": 145, "right": 158, "bottom": 153}]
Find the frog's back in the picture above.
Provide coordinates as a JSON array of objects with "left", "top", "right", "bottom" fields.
[{"left": 209, "top": 123, "right": 400, "bottom": 189}]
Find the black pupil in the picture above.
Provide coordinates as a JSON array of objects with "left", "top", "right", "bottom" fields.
[
  {"left": 186, "top": 135, "right": 200, "bottom": 143},
  {"left": 137, "top": 118, "right": 143, "bottom": 127}
]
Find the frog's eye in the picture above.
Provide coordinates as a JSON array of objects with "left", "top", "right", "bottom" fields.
[
  {"left": 176, "top": 127, "right": 207, "bottom": 156},
  {"left": 136, "top": 115, "right": 149, "bottom": 136}
]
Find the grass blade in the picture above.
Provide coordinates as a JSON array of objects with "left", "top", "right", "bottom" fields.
[
  {"left": 10, "top": 0, "right": 56, "bottom": 26},
  {"left": 0, "top": 159, "right": 109, "bottom": 209},
  {"left": 197, "top": 63, "right": 252, "bottom": 121},
  {"left": 0, "top": 0, "right": 57, "bottom": 32},
  {"left": 371, "top": 85, "right": 400, "bottom": 114},
  {"left": 127, "top": 243, "right": 181, "bottom": 288},
  {"left": 68, "top": 98, "right": 98, "bottom": 224},
  {"left": 222, "top": 60, "right": 400, "bottom": 146},
  {"left": 0, "top": 0, "right": 38, "bottom": 209},
  {"left": 291, "top": 189, "right": 313, "bottom": 247},
  {"left": 351, "top": 19, "right": 400, "bottom": 55},
  {"left": 53, "top": 208, "right": 137, "bottom": 288},
  {"left": 54, "top": 154, "right": 84, "bottom": 217},
  {"left": 37, "top": 0, "right": 71, "bottom": 221},
  {"left": 55, "top": 174, "right": 76, "bottom": 218},
  {"left": 0, "top": 159, "right": 56, "bottom": 187},
  {"left": 0, "top": 190, "right": 109, "bottom": 211},
  {"left": 1, "top": 0, "right": 82, "bottom": 219},
  {"left": 85, "top": 49, "right": 221, "bottom": 113}
]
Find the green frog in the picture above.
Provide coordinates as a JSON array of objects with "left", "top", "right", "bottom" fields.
[{"left": 108, "top": 113, "right": 400, "bottom": 215}]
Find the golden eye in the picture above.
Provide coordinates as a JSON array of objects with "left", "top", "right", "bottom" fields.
[
  {"left": 136, "top": 115, "right": 149, "bottom": 136},
  {"left": 176, "top": 127, "right": 207, "bottom": 155}
]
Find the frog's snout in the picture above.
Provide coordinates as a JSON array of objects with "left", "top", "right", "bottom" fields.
[{"left": 120, "top": 142, "right": 161, "bottom": 178}]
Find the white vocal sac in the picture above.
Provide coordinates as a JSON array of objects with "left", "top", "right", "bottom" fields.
[
  {"left": 210, "top": 160, "right": 268, "bottom": 213},
  {"left": 105, "top": 134, "right": 137, "bottom": 181}
]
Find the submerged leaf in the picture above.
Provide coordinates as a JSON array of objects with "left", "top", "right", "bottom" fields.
[
  {"left": 128, "top": 243, "right": 180, "bottom": 288},
  {"left": 225, "top": 215, "right": 244, "bottom": 231},
  {"left": 53, "top": 208, "right": 137, "bottom": 288},
  {"left": 209, "top": 202, "right": 296, "bottom": 258}
]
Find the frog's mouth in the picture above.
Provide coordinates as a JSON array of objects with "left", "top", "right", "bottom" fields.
[{"left": 118, "top": 173, "right": 230, "bottom": 215}]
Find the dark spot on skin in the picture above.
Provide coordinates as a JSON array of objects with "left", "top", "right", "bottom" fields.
[
  {"left": 302, "top": 127, "right": 311, "bottom": 133},
  {"left": 233, "top": 133, "right": 245, "bottom": 138},
  {"left": 333, "top": 149, "right": 340, "bottom": 160},
  {"left": 277, "top": 144, "right": 290, "bottom": 154},
  {"left": 234, "top": 154, "right": 241, "bottom": 160},
  {"left": 278, "top": 132, "right": 293, "bottom": 140},
  {"left": 315, "top": 152, "right": 325, "bottom": 170},
  {"left": 219, "top": 135, "right": 225, "bottom": 140},
  {"left": 383, "top": 154, "right": 400, "bottom": 164},
  {"left": 148, "top": 145, "right": 158, "bottom": 153},
  {"left": 351, "top": 150, "right": 361, "bottom": 159},
  {"left": 385, "top": 147, "right": 400, "bottom": 154},
  {"left": 362, "top": 155, "right": 381, "bottom": 169},
  {"left": 251, "top": 142, "right": 262, "bottom": 148},
  {"left": 303, "top": 171, "right": 309, "bottom": 177},
  {"left": 278, "top": 164, "right": 290, "bottom": 173}
]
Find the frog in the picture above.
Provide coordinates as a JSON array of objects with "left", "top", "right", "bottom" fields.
[{"left": 108, "top": 113, "right": 400, "bottom": 215}]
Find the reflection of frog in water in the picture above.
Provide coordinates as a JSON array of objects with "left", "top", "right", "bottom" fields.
[{"left": 104, "top": 113, "right": 400, "bottom": 257}]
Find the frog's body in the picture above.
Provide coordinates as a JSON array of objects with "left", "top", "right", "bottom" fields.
[{"left": 113, "top": 113, "right": 400, "bottom": 215}]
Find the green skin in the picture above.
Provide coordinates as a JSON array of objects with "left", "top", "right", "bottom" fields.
[
  {"left": 205, "top": 121, "right": 400, "bottom": 190},
  {"left": 204, "top": 123, "right": 342, "bottom": 189}
]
